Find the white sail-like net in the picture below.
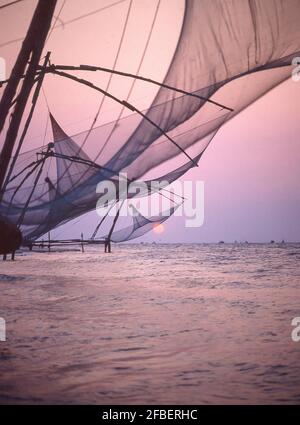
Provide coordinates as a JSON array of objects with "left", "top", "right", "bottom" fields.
[{"left": 1, "top": 0, "right": 300, "bottom": 241}]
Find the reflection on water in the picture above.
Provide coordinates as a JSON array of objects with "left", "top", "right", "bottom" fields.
[{"left": 0, "top": 243, "right": 300, "bottom": 404}]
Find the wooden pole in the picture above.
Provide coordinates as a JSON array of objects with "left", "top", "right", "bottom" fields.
[
  {"left": 81, "top": 232, "right": 84, "bottom": 253},
  {"left": 0, "top": 0, "right": 57, "bottom": 191},
  {"left": 91, "top": 201, "right": 116, "bottom": 240},
  {"left": 106, "top": 200, "right": 124, "bottom": 253},
  {"left": 3, "top": 52, "right": 52, "bottom": 190},
  {"left": 2, "top": 65, "right": 234, "bottom": 112}
]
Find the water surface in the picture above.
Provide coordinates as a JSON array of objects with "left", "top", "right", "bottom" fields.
[{"left": 0, "top": 243, "right": 300, "bottom": 404}]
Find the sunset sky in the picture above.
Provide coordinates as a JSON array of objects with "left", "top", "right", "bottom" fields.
[{"left": 0, "top": 0, "right": 299, "bottom": 242}]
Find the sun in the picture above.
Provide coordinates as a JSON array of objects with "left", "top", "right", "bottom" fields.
[{"left": 153, "top": 223, "right": 165, "bottom": 235}]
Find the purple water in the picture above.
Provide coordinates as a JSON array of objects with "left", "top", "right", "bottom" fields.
[{"left": 0, "top": 243, "right": 300, "bottom": 404}]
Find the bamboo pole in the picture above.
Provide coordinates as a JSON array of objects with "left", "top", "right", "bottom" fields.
[
  {"left": 2, "top": 64, "right": 234, "bottom": 113},
  {"left": 106, "top": 200, "right": 124, "bottom": 253},
  {"left": 2, "top": 52, "right": 52, "bottom": 190},
  {"left": 43, "top": 64, "right": 234, "bottom": 112},
  {"left": 91, "top": 201, "right": 116, "bottom": 240},
  {"left": 0, "top": 0, "right": 57, "bottom": 191},
  {"left": 81, "top": 233, "right": 84, "bottom": 253}
]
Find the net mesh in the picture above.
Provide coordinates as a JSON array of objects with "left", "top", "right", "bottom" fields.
[{"left": 1, "top": 0, "right": 300, "bottom": 242}]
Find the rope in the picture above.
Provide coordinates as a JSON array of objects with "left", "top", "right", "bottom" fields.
[
  {"left": 95, "top": 0, "right": 162, "bottom": 161},
  {"left": 81, "top": 0, "right": 133, "bottom": 149},
  {"left": 7, "top": 158, "right": 44, "bottom": 214},
  {"left": 0, "top": 0, "right": 128, "bottom": 48},
  {"left": 0, "top": 0, "right": 24, "bottom": 10},
  {"left": 46, "top": 0, "right": 67, "bottom": 44},
  {"left": 16, "top": 149, "right": 50, "bottom": 227},
  {"left": 91, "top": 200, "right": 117, "bottom": 240},
  {"left": 42, "top": 86, "right": 51, "bottom": 112},
  {"left": 52, "top": 0, "right": 133, "bottom": 188}
]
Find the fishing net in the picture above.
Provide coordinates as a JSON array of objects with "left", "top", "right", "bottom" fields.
[{"left": 1, "top": 0, "right": 300, "bottom": 242}]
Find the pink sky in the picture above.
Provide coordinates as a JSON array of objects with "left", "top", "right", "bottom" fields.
[{"left": 0, "top": 0, "right": 299, "bottom": 242}]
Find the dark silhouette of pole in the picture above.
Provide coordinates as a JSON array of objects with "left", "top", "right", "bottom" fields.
[
  {"left": 42, "top": 64, "right": 234, "bottom": 112},
  {"left": 3, "top": 52, "right": 51, "bottom": 190},
  {"left": 106, "top": 200, "right": 124, "bottom": 253},
  {"left": 0, "top": 0, "right": 57, "bottom": 191}
]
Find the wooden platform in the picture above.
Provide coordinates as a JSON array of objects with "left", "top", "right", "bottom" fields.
[
  {"left": 27, "top": 238, "right": 112, "bottom": 253},
  {"left": 2, "top": 238, "right": 113, "bottom": 261}
]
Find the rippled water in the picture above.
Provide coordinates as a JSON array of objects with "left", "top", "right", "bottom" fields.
[{"left": 0, "top": 243, "right": 300, "bottom": 404}]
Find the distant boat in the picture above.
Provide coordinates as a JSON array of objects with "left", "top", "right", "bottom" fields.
[{"left": 218, "top": 241, "right": 225, "bottom": 244}]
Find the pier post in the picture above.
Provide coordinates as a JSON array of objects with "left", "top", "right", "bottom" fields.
[
  {"left": 81, "top": 233, "right": 85, "bottom": 253},
  {"left": 104, "top": 239, "right": 111, "bottom": 253}
]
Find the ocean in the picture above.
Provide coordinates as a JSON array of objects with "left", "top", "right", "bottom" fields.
[{"left": 0, "top": 243, "right": 300, "bottom": 404}]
